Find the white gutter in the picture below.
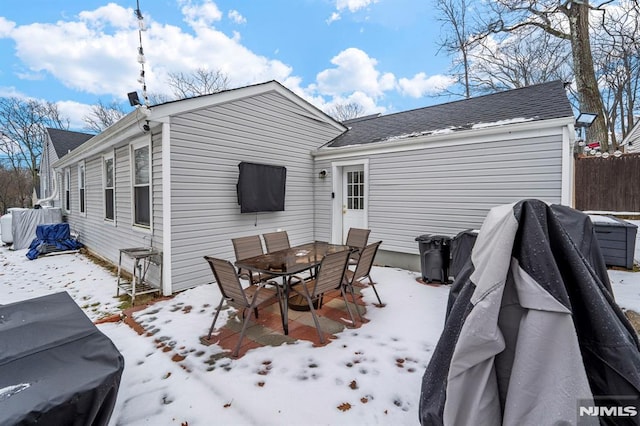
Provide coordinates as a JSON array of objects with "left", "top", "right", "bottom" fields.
[
  {"left": 161, "top": 122, "right": 172, "bottom": 296},
  {"left": 52, "top": 109, "right": 147, "bottom": 169}
]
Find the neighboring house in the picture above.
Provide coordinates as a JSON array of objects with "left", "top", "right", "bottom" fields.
[
  {"left": 621, "top": 118, "right": 640, "bottom": 153},
  {"left": 313, "top": 80, "right": 575, "bottom": 270},
  {"left": 39, "top": 128, "right": 94, "bottom": 206},
  {"left": 50, "top": 80, "right": 576, "bottom": 294}
]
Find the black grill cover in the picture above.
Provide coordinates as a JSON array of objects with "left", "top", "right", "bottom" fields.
[
  {"left": 0, "top": 292, "right": 124, "bottom": 425},
  {"left": 420, "top": 200, "right": 640, "bottom": 425}
]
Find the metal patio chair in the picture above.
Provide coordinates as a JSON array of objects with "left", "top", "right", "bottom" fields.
[
  {"left": 262, "top": 231, "right": 291, "bottom": 253},
  {"left": 345, "top": 227, "right": 371, "bottom": 265},
  {"left": 231, "top": 235, "right": 272, "bottom": 284},
  {"left": 289, "top": 249, "right": 356, "bottom": 343},
  {"left": 344, "top": 241, "right": 383, "bottom": 312},
  {"left": 204, "top": 256, "right": 284, "bottom": 357}
]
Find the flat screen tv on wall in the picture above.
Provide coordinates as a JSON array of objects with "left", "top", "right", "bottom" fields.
[{"left": 237, "top": 162, "right": 286, "bottom": 213}]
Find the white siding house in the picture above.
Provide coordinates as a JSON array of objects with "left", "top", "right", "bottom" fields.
[
  {"left": 622, "top": 118, "right": 640, "bottom": 153},
  {"left": 39, "top": 128, "right": 93, "bottom": 207},
  {"left": 50, "top": 79, "right": 577, "bottom": 293},
  {"left": 312, "top": 81, "right": 576, "bottom": 270},
  {"left": 52, "top": 81, "right": 346, "bottom": 294}
]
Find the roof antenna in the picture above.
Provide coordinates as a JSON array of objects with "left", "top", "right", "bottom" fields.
[{"left": 135, "top": 0, "right": 150, "bottom": 108}]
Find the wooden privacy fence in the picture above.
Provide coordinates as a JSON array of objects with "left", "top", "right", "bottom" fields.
[{"left": 574, "top": 153, "right": 640, "bottom": 213}]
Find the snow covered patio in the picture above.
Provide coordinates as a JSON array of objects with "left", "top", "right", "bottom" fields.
[{"left": 1, "top": 236, "right": 639, "bottom": 425}]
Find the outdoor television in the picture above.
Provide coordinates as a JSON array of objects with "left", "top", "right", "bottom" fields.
[{"left": 237, "top": 161, "right": 286, "bottom": 213}]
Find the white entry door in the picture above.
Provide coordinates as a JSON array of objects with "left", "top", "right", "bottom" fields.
[{"left": 341, "top": 165, "right": 366, "bottom": 243}]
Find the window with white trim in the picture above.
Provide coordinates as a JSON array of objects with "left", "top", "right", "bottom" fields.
[
  {"left": 104, "top": 155, "right": 115, "bottom": 221},
  {"left": 132, "top": 143, "right": 151, "bottom": 227},
  {"left": 64, "top": 168, "right": 71, "bottom": 212},
  {"left": 78, "top": 163, "right": 85, "bottom": 214}
]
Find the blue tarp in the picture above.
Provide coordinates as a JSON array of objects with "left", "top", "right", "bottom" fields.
[{"left": 26, "top": 223, "right": 83, "bottom": 260}]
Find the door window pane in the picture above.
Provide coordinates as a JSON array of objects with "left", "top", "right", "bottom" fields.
[{"left": 346, "top": 170, "right": 364, "bottom": 210}]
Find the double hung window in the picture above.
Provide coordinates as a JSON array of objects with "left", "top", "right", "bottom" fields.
[
  {"left": 132, "top": 144, "right": 150, "bottom": 227},
  {"left": 78, "top": 163, "right": 85, "bottom": 214},
  {"left": 104, "top": 156, "right": 115, "bottom": 221}
]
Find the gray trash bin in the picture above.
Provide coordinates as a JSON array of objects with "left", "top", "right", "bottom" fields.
[
  {"left": 415, "top": 234, "right": 451, "bottom": 283},
  {"left": 450, "top": 229, "right": 479, "bottom": 279}
]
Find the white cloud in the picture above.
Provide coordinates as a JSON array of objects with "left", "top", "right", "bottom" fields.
[
  {"left": 78, "top": 3, "right": 132, "bottom": 30},
  {"left": 2, "top": 3, "right": 293, "bottom": 103},
  {"left": 56, "top": 100, "right": 92, "bottom": 131},
  {"left": 1, "top": 1, "right": 452, "bottom": 125},
  {"left": 398, "top": 72, "right": 455, "bottom": 98},
  {"left": 316, "top": 48, "right": 395, "bottom": 98},
  {"left": 179, "top": 0, "right": 223, "bottom": 28},
  {"left": 228, "top": 10, "right": 246, "bottom": 24},
  {"left": 0, "top": 16, "right": 16, "bottom": 37},
  {"left": 327, "top": 12, "right": 341, "bottom": 24},
  {"left": 336, "top": 0, "right": 379, "bottom": 12},
  {"left": 322, "top": 91, "right": 386, "bottom": 116}
]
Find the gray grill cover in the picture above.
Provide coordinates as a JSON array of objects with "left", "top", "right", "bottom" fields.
[
  {"left": 420, "top": 200, "right": 640, "bottom": 425},
  {"left": 0, "top": 292, "right": 124, "bottom": 425},
  {"left": 11, "top": 208, "right": 63, "bottom": 250}
]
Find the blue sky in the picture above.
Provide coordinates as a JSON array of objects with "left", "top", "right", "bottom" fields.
[{"left": 0, "top": 0, "right": 456, "bottom": 130}]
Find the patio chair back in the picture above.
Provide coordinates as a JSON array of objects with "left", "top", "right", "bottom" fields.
[
  {"left": 232, "top": 235, "right": 267, "bottom": 283},
  {"left": 232, "top": 235, "right": 264, "bottom": 260},
  {"left": 310, "top": 250, "right": 352, "bottom": 297},
  {"left": 351, "top": 241, "right": 381, "bottom": 282},
  {"left": 205, "top": 256, "right": 250, "bottom": 309},
  {"left": 346, "top": 228, "right": 371, "bottom": 250},
  {"left": 263, "top": 231, "right": 290, "bottom": 253},
  {"left": 290, "top": 249, "right": 354, "bottom": 343},
  {"left": 345, "top": 241, "right": 383, "bottom": 306}
]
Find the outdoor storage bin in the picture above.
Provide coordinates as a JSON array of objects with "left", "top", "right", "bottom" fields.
[
  {"left": 415, "top": 234, "right": 451, "bottom": 283},
  {"left": 450, "top": 229, "right": 479, "bottom": 279},
  {"left": 589, "top": 215, "right": 638, "bottom": 270}
]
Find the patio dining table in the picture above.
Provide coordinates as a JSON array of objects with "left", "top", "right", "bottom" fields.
[{"left": 234, "top": 241, "right": 352, "bottom": 334}]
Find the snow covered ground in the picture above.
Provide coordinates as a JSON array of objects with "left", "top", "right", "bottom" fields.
[{"left": 0, "top": 220, "right": 638, "bottom": 425}]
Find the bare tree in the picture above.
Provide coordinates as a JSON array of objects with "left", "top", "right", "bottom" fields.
[
  {"left": 0, "top": 163, "right": 32, "bottom": 211},
  {"left": 435, "top": 0, "right": 476, "bottom": 98},
  {"left": 0, "top": 97, "right": 69, "bottom": 199},
  {"left": 83, "top": 100, "right": 127, "bottom": 133},
  {"left": 476, "top": 0, "right": 612, "bottom": 151},
  {"left": 468, "top": 27, "right": 573, "bottom": 93},
  {"left": 592, "top": 0, "right": 640, "bottom": 148},
  {"left": 327, "top": 102, "right": 365, "bottom": 122},
  {"left": 145, "top": 91, "right": 172, "bottom": 106},
  {"left": 166, "top": 68, "right": 230, "bottom": 99}
]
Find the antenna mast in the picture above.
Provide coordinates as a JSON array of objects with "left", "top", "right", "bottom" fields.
[{"left": 135, "top": 0, "right": 149, "bottom": 107}]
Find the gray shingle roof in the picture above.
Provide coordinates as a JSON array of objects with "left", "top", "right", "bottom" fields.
[
  {"left": 46, "top": 128, "right": 94, "bottom": 158},
  {"left": 326, "top": 80, "right": 573, "bottom": 148}
]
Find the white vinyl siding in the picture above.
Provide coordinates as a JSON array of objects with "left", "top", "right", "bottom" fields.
[
  {"left": 63, "top": 136, "right": 162, "bottom": 289},
  {"left": 168, "top": 91, "right": 343, "bottom": 292},
  {"left": 40, "top": 136, "right": 59, "bottom": 206},
  {"left": 314, "top": 127, "right": 566, "bottom": 256}
]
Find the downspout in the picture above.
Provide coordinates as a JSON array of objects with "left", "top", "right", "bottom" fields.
[
  {"left": 35, "top": 176, "right": 58, "bottom": 206},
  {"left": 161, "top": 122, "right": 172, "bottom": 296}
]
